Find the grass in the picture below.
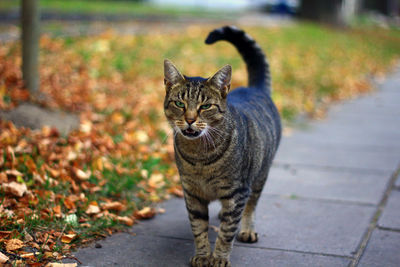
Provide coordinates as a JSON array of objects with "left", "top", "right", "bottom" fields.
[
  {"left": 0, "top": 22, "right": 400, "bottom": 264},
  {"left": 0, "top": 0, "right": 238, "bottom": 18}
]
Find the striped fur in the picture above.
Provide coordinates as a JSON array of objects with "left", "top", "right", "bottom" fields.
[{"left": 164, "top": 26, "right": 281, "bottom": 267}]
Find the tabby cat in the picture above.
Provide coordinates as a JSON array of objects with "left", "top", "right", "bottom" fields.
[{"left": 163, "top": 26, "right": 281, "bottom": 267}]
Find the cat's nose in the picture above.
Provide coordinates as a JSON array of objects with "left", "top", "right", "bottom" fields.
[{"left": 186, "top": 118, "right": 195, "bottom": 125}]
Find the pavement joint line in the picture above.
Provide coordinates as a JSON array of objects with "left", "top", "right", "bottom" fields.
[
  {"left": 376, "top": 226, "right": 400, "bottom": 233},
  {"left": 348, "top": 163, "right": 400, "bottom": 267},
  {"left": 278, "top": 141, "right": 400, "bottom": 153},
  {"left": 232, "top": 243, "right": 354, "bottom": 260},
  {"left": 273, "top": 162, "right": 391, "bottom": 175},
  {"left": 129, "top": 232, "right": 354, "bottom": 260},
  {"left": 264, "top": 193, "right": 377, "bottom": 207}
]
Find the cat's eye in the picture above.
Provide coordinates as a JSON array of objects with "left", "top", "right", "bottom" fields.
[
  {"left": 175, "top": 101, "right": 185, "bottom": 108},
  {"left": 200, "top": 104, "right": 211, "bottom": 110}
]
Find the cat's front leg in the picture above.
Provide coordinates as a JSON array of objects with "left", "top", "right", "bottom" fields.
[
  {"left": 183, "top": 191, "right": 211, "bottom": 267},
  {"left": 212, "top": 193, "right": 248, "bottom": 267}
]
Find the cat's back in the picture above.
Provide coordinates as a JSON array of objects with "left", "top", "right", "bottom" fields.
[{"left": 227, "top": 87, "right": 281, "bottom": 150}]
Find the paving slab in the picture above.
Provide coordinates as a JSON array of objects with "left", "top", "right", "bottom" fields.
[
  {"left": 66, "top": 233, "right": 350, "bottom": 267},
  {"left": 358, "top": 229, "right": 400, "bottom": 267},
  {"left": 234, "top": 194, "right": 375, "bottom": 257},
  {"left": 133, "top": 195, "right": 375, "bottom": 257},
  {"left": 275, "top": 139, "right": 399, "bottom": 172},
  {"left": 265, "top": 166, "right": 389, "bottom": 205},
  {"left": 378, "top": 190, "right": 400, "bottom": 230}
]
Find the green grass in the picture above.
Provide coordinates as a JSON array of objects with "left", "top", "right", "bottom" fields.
[{"left": 0, "top": 0, "right": 238, "bottom": 18}]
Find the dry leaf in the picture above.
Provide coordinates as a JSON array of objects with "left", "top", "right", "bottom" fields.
[
  {"left": 100, "top": 201, "right": 126, "bottom": 211},
  {"left": 5, "top": 169, "right": 23, "bottom": 177},
  {"left": 79, "top": 120, "right": 92, "bottom": 133},
  {"left": 6, "top": 238, "right": 24, "bottom": 251},
  {"left": 0, "top": 172, "right": 7, "bottom": 183},
  {"left": 117, "top": 216, "right": 134, "bottom": 226},
  {"left": 74, "top": 168, "right": 91, "bottom": 180},
  {"left": 148, "top": 173, "right": 165, "bottom": 189},
  {"left": 134, "top": 207, "right": 156, "bottom": 219},
  {"left": 86, "top": 204, "right": 100, "bottom": 215},
  {"left": 20, "top": 252, "right": 35, "bottom": 258},
  {"left": 168, "top": 186, "right": 184, "bottom": 198},
  {"left": 157, "top": 208, "right": 166, "bottom": 214},
  {"left": 45, "top": 263, "right": 77, "bottom": 267},
  {"left": 2, "top": 181, "right": 27, "bottom": 197},
  {"left": 135, "top": 130, "right": 149, "bottom": 143},
  {"left": 0, "top": 252, "right": 9, "bottom": 264},
  {"left": 61, "top": 233, "right": 77, "bottom": 244}
]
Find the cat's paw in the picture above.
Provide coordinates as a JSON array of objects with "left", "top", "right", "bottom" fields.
[
  {"left": 236, "top": 230, "right": 258, "bottom": 243},
  {"left": 190, "top": 255, "right": 211, "bottom": 267},
  {"left": 211, "top": 256, "right": 231, "bottom": 267}
]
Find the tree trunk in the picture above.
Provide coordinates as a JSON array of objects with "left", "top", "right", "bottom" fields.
[{"left": 21, "top": 0, "right": 40, "bottom": 95}]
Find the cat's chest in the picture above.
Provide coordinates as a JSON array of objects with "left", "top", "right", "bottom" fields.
[{"left": 181, "top": 170, "right": 230, "bottom": 201}]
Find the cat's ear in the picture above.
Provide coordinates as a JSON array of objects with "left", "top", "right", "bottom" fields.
[
  {"left": 164, "top": 59, "right": 185, "bottom": 91},
  {"left": 207, "top": 65, "right": 231, "bottom": 98}
]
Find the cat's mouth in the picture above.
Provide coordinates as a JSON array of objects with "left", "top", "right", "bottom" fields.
[{"left": 182, "top": 128, "right": 201, "bottom": 138}]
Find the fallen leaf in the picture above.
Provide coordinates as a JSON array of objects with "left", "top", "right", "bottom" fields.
[
  {"left": 5, "top": 169, "right": 23, "bottom": 177},
  {"left": 0, "top": 230, "right": 11, "bottom": 238},
  {"left": 23, "top": 231, "right": 33, "bottom": 242},
  {"left": 135, "top": 130, "right": 149, "bottom": 143},
  {"left": 6, "top": 238, "right": 24, "bottom": 251},
  {"left": 53, "top": 205, "right": 62, "bottom": 216},
  {"left": 20, "top": 252, "right": 36, "bottom": 258},
  {"left": 0, "top": 252, "right": 9, "bottom": 264},
  {"left": 100, "top": 201, "right": 126, "bottom": 211},
  {"left": 116, "top": 216, "right": 135, "bottom": 226},
  {"left": 0, "top": 172, "right": 7, "bottom": 183},
  {"left": 157, "top": 208, "right": 166, "bottom": 214},
  {"left": 79, "top": 120, "right": 92, "bottom": 133},
  {"left": 61, "top": 233, "right": 77, "bottom": 244},
  {"left": 168, "top": 186, "right": 184, "bottom": 198},
  {"left": 45, "top": 263, "right": 78, "bottom": 267},
  {"left": 86, "top": 204, "right": 100, "bottom": 215},
  {"left": 134, "top": 207, "right": 156, "bottom": 219},
  {"left": 148, "top": 172, "right": 165, "bottom": 189},
  {"left": 74, "top": 168, "right": 91, "bottom": 180},
  {"left": 1, "top": 181, "right": 27, "bottom": 197}
]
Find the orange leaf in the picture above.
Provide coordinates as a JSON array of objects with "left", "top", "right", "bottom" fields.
[
  {"left": 6, "top": 239, "right": 24, "bottom": 251},
  {"left": 134, "top": 207, "right": 156, "bottom": 220},
  {"left": 168, "top": 186, "right": 184, "bottom": 198},
  {"left": 117, "top": 216, "right": 135, "bottom": 226},
  {"left": 0, "top": 172, "right": 8, "bottom": 183},
  {"left": 100, "top": 201, "right": 126, "bottom": 211},
  {"left": 61, "top": 233, "right": 77, "bottom": 244},
  {"left": 53, "top": 205, "right": 62, "bottom": 216},
  {"left": 0, "top": 252, "right": 9, "bottom": 264}
]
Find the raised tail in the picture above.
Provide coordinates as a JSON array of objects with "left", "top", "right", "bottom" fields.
[{"left": 205, "top": 26, "right": 271, "bottom": 93}]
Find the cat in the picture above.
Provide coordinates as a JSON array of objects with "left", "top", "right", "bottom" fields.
[{"left": 163, "top": 26, "right": 281, "bottom": 267}]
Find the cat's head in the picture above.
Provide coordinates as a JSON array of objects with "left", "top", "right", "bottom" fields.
[{"left": 163, "top": 59, "right": 231, "bottom": 140}]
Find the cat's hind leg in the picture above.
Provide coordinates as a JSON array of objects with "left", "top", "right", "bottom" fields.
[{"left": 236, "top": 188, "right": 262, "bottom": 243}]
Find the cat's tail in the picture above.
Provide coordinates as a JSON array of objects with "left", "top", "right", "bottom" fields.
[{"left": 205, "top": 26, "right": 270, "bottom": 93}]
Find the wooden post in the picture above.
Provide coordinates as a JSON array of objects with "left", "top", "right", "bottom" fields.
[{"left": 21, "top": 0, "right": 40, "bottom": 95}]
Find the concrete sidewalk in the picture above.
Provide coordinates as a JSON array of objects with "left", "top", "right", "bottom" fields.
[{"left": 66, "top": 68, "right": 400, "bottom": 267}]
